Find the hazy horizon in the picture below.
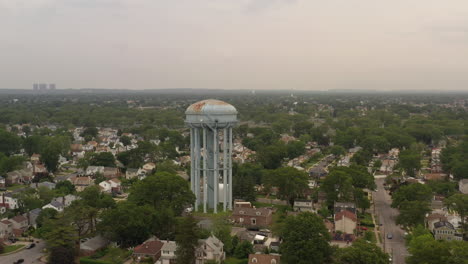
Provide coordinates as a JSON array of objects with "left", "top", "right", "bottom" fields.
[{"left": 1, "top": 0, "right": 468, "bottom": 91}]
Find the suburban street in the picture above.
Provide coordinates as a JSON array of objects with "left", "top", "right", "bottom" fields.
[
  {"left": 2, "top": 240, "right": 46, "bottom": 264},
  {"left": 373, "top": 178, "right": 408, "bottom": 264}
]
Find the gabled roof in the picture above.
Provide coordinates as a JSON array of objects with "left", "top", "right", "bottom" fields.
[
  {"left": 133, "top": 240, "right": 164, "bottom": 255},
  {"left": 11, "top": 215, "right": 28, "bottom": 223},
  {"left": 334, "top": 210, "right": 357, "bottom": 222},
  {"left": 248, "top": 254, "right": 281, "bottom": 264},
  {"left": 233, "top": 207, "right": 272, "bottom": 217}
]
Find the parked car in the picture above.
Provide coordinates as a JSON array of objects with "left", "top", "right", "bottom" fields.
[
  {"left": 387, "top": 233, "right": 393, "bottom": 239},
  {"left": 25, "top": 243, "right": 35, "bottom": 249},
  {"left": 14, "top": 259, "right": 24, "bottom": 264}
]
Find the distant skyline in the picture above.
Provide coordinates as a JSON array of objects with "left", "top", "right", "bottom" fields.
[{"left": 1, "top": 0, "right": 468, "bottom": 90}]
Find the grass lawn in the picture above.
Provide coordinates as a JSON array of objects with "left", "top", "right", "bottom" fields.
[
  {"left": 252, "top": 201, "right": 290, "bottom": 211},
  {"left": 225, "top": 257, "right": 247, "bottom": 264},
  {"left": 2, "top": 244, "right": 25, "bottom": 254},
  {"left": 6, "top": 184, "right": 25, "bottom": 191}
]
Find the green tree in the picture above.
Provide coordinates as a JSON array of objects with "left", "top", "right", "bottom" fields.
[
  {"left": 55, "top": 181, "right": 76, "bottom": 195},
  {"left": 128, "top": 172, "right": 195, "bottom": 215},
  {"left": 36, "top": 208, "right": 59, "bottom": 228},
  {"left": 445, "top": 194, "right": 468, "bottom": 235},
  {"left": 44, "top": 220, "right": 78, "bottom": 264},
  {"left": 119, "top": 135, "right": 132, "bottom": 146},
  {"left": 329, "top": 145, "right": 346, "bottom": 156},
  {"left": 232, "top": 163, "right": 258, "bottom": 202},
  {"left": 396, "top": 201, "right": 431, "bottom": 227},
  {"left": 391, "top": 183, "right": 432, "bottom": 209},
  {"left": 0, "top": 130, "right": 21, "bottom": 155},
  {"left": 406, "top": 234, "right": 450, "bottom": 264},
  {"left": 212, "top": 217, "right": 233, "bottom": 256},
  {"left": 398, "top": 150, "right": 421, "bottom": 177},
  {"left": 175, "top": 216, "right": 200, "bottom": 264},
  {"left": 267, "top": 167, "right": 309, "bottom": 206},
  {"left": 90, "top": 152, "right": 115, "bottom": 167},
  {"left": 99, "top": 202, "right": 157, "bottom": 247},
  {"left": 281, "top": 212, "right": 332, "bottom": 264},
  {"left": 335, "top": 239, "right": 389, "bottom": 264},
  {"left": 322, "top": 170, "right": 354, "bottom": 206},
  {"left": 79, "top": 185, "right": 116, "bottom": 209},
  {"left": 234, "top": 240, "right": 254, "bottom": 259}
]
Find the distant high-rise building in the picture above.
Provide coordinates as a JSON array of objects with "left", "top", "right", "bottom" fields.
[
  {"left": 33, "top": 83, "right": 39, "bottom": 90},
  {"left": 39, "top": 83, "right": 47, "bottom": 90},
  {"left": 49, "top": 83, "right": 56, "bottom": 90}
]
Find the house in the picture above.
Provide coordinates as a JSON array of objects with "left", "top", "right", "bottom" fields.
[
  {"left": 426, "top": 213, "right": 447, "bottom": 231},
  {"left": 30, "top": 181, "right": 56, "bottom": 190},
  {"left": 126, "top": 168, "right": 146, "bottom": 179},
  {"left": 232, "top": 207, "right": 273, "bottom": 227},
  {"left": 42, "top": 200, "right": 65, "bottom": 212},
  {"left": 248, "top": 254, "right": 281, "bottom": 264},
  {"left": 28, "top": 208, "right": 42, "bottom": 228},
  {"left": 293, "top": 200, "right": 315, "bottom": 213},
  {"left": 459, "top": 179, "right": 468, "bottom": 194},
  {"left": 433, "top": 221, "right": 462, "bottom": 241},
  {"left": 158, "top": 241, "right": 177, "bottom": 264},
  {"left": 196, "top": 235, "right": 225, "bottom": 264},
  {"left": 69, "top": 176, "right": 93, "bottom": 192},
  {"left": 0, "top": 220, "right": 13, "bottom": 239},
  {"left": 424, "top": 173, "right": 448, "bottom": 181},
  {"left": 98, "top": 178, "right": 121, "bottom": 194},
  {"left": 133, "top": 237, "right": 164, "bottom": 262},
  {"left": 143, "top": 162, "right": 156, "bottom": 173},
  {"left": 334, "top": 210, "right": 357, "bottom": 234},
  {"left": 10, "top": 215, "right": 28, "bottom": 230},
  {"left": 103, "top": 167, "right": 119, "bottom": 179},
  {"left": 85, "top": 166, "right": 104, "bottom": 176},
  {"left": 31, "top": 153, "right": 41, "bottom": 163},
  {"left": 334, "top": 202, "right": 356, "bottom": 214},
  {"left": 80, "top": 235, "right": 109, "bottom": 256},
  {"left": 0, "top": 177, "right": 5, "bottom": 188},
  {"left": 54, "top": 194, "right": 80, "bottom": 207},
  {"left": 0, "top": 192, "right": 19, "bottom": 209}
]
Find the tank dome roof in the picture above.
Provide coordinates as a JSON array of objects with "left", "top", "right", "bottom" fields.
[{"left": 185, "top": 99, "right": 237, "bottom": 115}]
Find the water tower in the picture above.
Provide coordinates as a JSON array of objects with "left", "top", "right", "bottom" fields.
[{"left": 186, "top": 99, "right": 237, "bottom": 213}]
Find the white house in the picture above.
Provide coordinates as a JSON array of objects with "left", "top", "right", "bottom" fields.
[
  {"left": 196, "top": 235, "right": 225, "bottom": 264},
  {"left": 98, "top": 179, "right": 121, "bottom": 193},
  {"left": 42, "top": 200, "right": 65, "bottom": 212},
  {"left": 0, "top": 193, "right": 19, "bottom": 209},
  {"left": 459, "top": 179, "right": 468, "bottom": 194},
  {"left": 293, "top": 200, "right": 315, "bottom": 213},
  {"left": 157, "top": 241, "right": 177, "bottom": 264}
]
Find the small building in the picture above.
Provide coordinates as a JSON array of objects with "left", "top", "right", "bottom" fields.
[
  {"left": 143, "top": 162, "right": 156, "bottom": 173},
  {"left": 103, "top": 167, "right": 119, "bottom": 179},
  {"left": 133, "top": 238, "right": 164, "bottom": 262},
  {"left": 99, "top": 178, "right": 121, "bottom": 194},
  {"left": 334, "top": 210, "right": 357, "bottom": 234},
  {"left": 293, "top": 200, "right": 315, "bottom": 213},
  {"left": 334, "top": 202, "right": 356, "bottom": 214},
  {"left": 433, "top": 221, "right": 462, "bottom": 241},
  {"left": 10, "top": 215, "right": 28, "bottom": 230},
  {"left": 248, "top": 253, "right": 281, "bottom": 264},
  {"left": 28, "top": 208, "right": 42, "bottom": 228},
  {"left": 0, "top": 220, "right": 13, "bottom": 239},
  {"left": 232, "top": 207, "right": 273, "bottom": 227},
  {"left": 80, "top": 235, "right": 109, "bottom": 256},
  {"left": 69, "top": 176, "right": 93, "bottom": 192},
  {"left": 196, "top": 235, "right": 225, "bottom": 264},
  {"left": 158, "top": 241, "right": 177, "bottom": 264},
  {"left": 42, "top": 200, "right": 65, "bottom": 212}
]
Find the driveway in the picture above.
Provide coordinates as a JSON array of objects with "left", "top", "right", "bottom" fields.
[
  {"left": 373, "top": 178, "right": 408, "bottom": 264},
  {"left": 2, "top": 240, "right": 46, "bottom": 264}
]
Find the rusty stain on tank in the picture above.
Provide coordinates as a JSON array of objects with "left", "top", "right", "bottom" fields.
[{"left": 188, "top": 99, "right": 231, "bottom": 113}]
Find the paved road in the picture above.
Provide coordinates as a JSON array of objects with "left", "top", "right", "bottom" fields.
[
  {"left": 2, "top": 240, "right": 46, "bottom": 264},
  {"left": 373, "top": 178, "right": 408, "bottom": 264}
]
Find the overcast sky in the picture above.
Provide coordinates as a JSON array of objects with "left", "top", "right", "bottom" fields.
[{"left": 1, "top": 0, "right": 468, "bottom": 90}]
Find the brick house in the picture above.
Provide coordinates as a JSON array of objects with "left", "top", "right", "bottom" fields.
[
  {"left": 133, "top": 238, "right": 164, "bottom": 262},
  {"left": 232, "top": 207, "right": 273, "bottom": 227}
]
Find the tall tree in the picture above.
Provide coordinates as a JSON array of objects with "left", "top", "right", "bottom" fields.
[
  {"left": 175, "top": 216, "right": 200, "bottom": 264},
  {"left": 445, "top": 194, "right": 468, "bottom": 235},
  {"left": 281, "top": 212, "right": 332, "bottom": 264},
  {"left": 267, "top": 167, "right": 309, "bottom": 206},
  {"left": 128, "top": 172, "right": 195, "bottom": 215},
  {"left": 335, "top": 239, "right": 389, "bottom": 264},
  {"left": 391, "top": 183, "right": 432, "bottom": 209}
]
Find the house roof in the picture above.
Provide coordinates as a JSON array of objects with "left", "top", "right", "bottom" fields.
[
  {"left": 434, "top": 221, "right": 455, "bottom": 230},
  {"left": 161, "top": 241, "right": 177, "bottom": 252},
  {"left": 11, "top": 215, "right": 28, "bottom": 223},
  {"left": 200, "top": 235, "right": 224, "bottom": 255},
  {"left": 30, "top": 208, "right": 42, "bottom": 215},
  {"left": 334, "top": 210, "right": 357, "bottom": 222},
  {"left": 426, "top": 213, "right": 447, "bottom": 222},
  {"left": 233, "top": 207, "right": 272, "bottom": 217},
  {"left": 133, "top": 240, "right": 164, "bottom": 255},
  {"left": 49, "top": 200, "right": 64, "bottom": 208},
  {"left": 81, "top": 236, "right": 109, "bottom": 251},
  {"left": 248, "top": 254, "right": 281, "bottom": 264}
]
